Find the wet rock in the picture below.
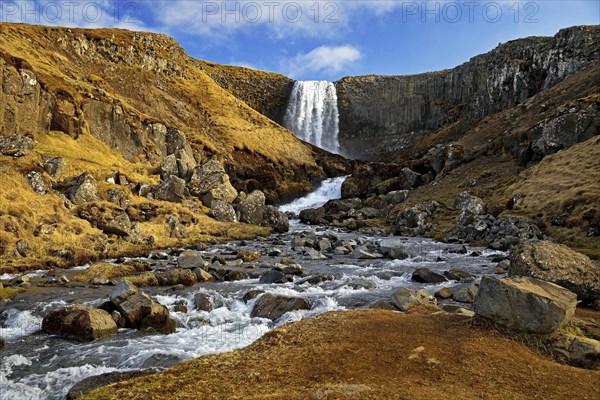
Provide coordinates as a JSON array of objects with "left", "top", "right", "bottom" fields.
[
  {"left": 189, "top": 159, "right": 237, "bottom": 206},
  {"left": 237, "top": 190, "right": 266, "bottom": 225},
  {"left": 194, "top": 293, "right": 214, "bottom": 312},
  {"left": 391, "top": 287, "right": 437, "bottom": 312},
  {"left": 0, "top": 337, "right": 5, "bottom": 350},
  {"left": 109, "top": 282, "right": 175, "bottom": 333},
  {"left": 356, "top": 249, "right": 384, "bottom": 259},
  {"left": 473, "top": 276, "right": 576, "bottom": 334},
  {"left": 316, "top": 238, "right": 332, "bottom": 252},
  {"left": 193, "top": 267, "right": 215, "bottom": 282},
  {"left": 509, "top": 241, "right": 600, "bottom": 302},
  {"left": 242, "top": 289, "right": 265, "bottom": 302},
  {"left": 0, "top": 135, "right": 36, "bottom": 157},
  {"left": 155, "top": 175, "right": 186, "bottom": 203},
  {"left": 262, "top": 205, "right": 289, "bottom": 233},
  {"left": 282, "top": 264, "right": 304, "bottom": 276},
  {"left": 65, "top": 173, "right": 99, "bottom": 204},
  {"left": 66, "top": 371, "right": 153, "bottom": 400},
  {"left": 443, "top": 268, "right": 473, "bottom": 281},
  {"left": 209, "top": 200, "right": 237, "bottom": 222},
  {"left": 299, "top": 207, "right": 327, "bottom": 225},
  {"left": 42, "top": 157, "right": 66, "bottom": 180},
  {"left": 259, "top": 270, "right": 287, "bottom": 284},
  {"left": 42, "top": 305, "right": 117, "bottom": 341},
  {"left": 224, "top": 270, "right": 249, "bottom": 281},
  {"left": 177, "top": 250, "right": 206, "bottom": 270},
  {"left": 307, "top": 249, "right": 327, "bottom": 260},
  {"left": 379, "top": 238, "right": 409, "bottom": 260},
  {"left": 298, "top": 274, "right": 335, "bottom": 285},
  {"left": 155, "top": 268, "right": 197, "bottom": 286},
  {"left": 250, "top": 293, "right": 310, "bottom": 320},
  {"left": 411, "top": 268, "right": 448, "bottom": 284},
  {"left": 27, "top": 171, "right": 49, "bottom": 195}
]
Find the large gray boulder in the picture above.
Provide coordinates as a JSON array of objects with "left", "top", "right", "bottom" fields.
[
  {"left": 379, "top": 237, "right": 409, "bottom": 259},
  {"left": 155, "top": 175, "right": 186, "bottom": 203},
  {"left": 250, "top": 293, "right": 310, "bottom": 320},
  {"left": 262, "top": 205, "right": 289, "bottom": 233},
  {"left": 509, "top": 241, "right": 600, "bottom": 302},
  {"left": 209, "top": 200, "right": 237, "bottom": 222},
  {"left": 473, "top": 276, "right": 577, "bottom": 334},
  {"left": 158, "top": 154, "right": 179, "bottom": 180},
  {"left": 43, "top": 157, "right": 66, "bottom": 179},
  {"left": 237, "top": 190, "right": 266, "bottom": 225},
  {"left": 189, "top": 159, "right": 237, "bottom": 206},
  {"left": 66, "top": 173, "right": 99, "bottom": 204},
  {"left": 155, "top": 268, "right": 198, "bottom": 286},
  {"left": 42, "top": 305, "right": 117, "bottom": 341}
]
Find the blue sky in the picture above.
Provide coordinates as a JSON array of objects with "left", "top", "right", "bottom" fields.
[{"left": 2, "top": 1, "right": 599, "bottom": 80}]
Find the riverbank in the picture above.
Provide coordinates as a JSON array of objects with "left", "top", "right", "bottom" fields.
[{"left": 81, "top": 308, "right": 600, "bottom": 400}]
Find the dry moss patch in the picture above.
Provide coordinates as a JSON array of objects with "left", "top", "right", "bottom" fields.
[
  {"left": 0, "top": 287, "right": 25, "bottom": 300},
  {"left": 82, "top": 309, "right": 600, "bottom": 400}
]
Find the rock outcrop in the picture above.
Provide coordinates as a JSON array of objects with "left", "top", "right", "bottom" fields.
[{"left": 335, "top": 26, "right": 600, "bottom": 159}]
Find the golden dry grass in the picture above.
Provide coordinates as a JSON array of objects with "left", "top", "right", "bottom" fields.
[
  {"left": 81, "top": 309, "right": 600, "bottom": 400},
  {"left": 504, "top": 136, "right": 600, "bottom": 254}
]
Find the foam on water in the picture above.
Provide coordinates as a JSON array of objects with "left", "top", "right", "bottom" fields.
[{"left": 279, "top": 176, "right": 346, "bottom": 213}]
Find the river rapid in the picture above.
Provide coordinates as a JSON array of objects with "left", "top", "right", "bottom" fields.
[{"left": 0, "top": 177, "right": 506, "bottom": 399}]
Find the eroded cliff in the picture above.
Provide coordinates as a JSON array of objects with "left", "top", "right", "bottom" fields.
[{"left": 336, "top": 25, "right": 600, "bottom": 160}]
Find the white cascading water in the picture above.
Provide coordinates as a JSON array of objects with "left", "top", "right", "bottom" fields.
[
  {"left": 279, "top": 176, "right": 346, "bottom": 214},
  {"left": 284, "top": 81, "right": 340, "bottom": 154}
]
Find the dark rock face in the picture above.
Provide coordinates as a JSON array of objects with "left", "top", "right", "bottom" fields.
[
  {"left": 335, "top": 26, "right": 600, "bottom": 159},
  {"left": 64, "top": 173, "right": 99, "bottom": 204}
]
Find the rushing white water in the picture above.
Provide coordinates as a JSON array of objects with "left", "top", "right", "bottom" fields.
[
  {"left": 279, "top": 176, "right": 346, "bottom": 213},
  {"left": 284, "top": 81, "right": 340, "bottom": 154}
]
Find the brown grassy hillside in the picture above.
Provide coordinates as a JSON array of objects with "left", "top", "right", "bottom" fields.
[
  {"left": 0, "top": 23, "right": 350, "bottom": 273},
  {"left": 82, "top": 309, "right": 600, "bottom": 400}
]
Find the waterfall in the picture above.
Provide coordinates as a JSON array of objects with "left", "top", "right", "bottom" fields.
[
  {"left": 279, "top": 176, "right": 346, "bottom": 214},
  {"left": 284, "top": 81, "right": 340, "bottom": 154}
]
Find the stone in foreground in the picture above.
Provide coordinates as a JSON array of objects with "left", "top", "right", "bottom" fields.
[
  {"left": 42, "top": 305, "right": 117, "bottom": 341},
  {"left": 509, "top": 241, "right": 600, "bottom": 302},
  {"left": 391, "top": 287, "right": 437, "bottom": 312},
  {"left": 473, "top": 276, "right": 576, "bottom": 334}
]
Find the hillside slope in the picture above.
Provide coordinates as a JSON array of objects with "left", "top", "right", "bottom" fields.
[{"left": 0, "top": 23, "right": 348, "bottom": 272}]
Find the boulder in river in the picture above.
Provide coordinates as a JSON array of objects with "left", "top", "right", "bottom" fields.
[
  {"left": 42, "top": 305, "right": 117, "bottom": 341},
  {"left": 509, "top": 241, "right": 600, "bottom": 302},
  {"left": 237, "top": 190, "right": 266, "bottom": 225},
  {"left": 109, "top": 281, "right": 175, "bottom": 334},
  {"left": 155, "top": 268, "right": 198, "bottom": 286},
  {"left": 411, "top": 267, "right": 448, "bottom": 284},
  {"left": 262, "top": 205, "right": 289, "bottom": 233},
  {"left": 250, "top": 293, "right": 310, "bottom": 320},
  {"left": 473, "top": 276, "right": 576, "bottom": 334},
  {"left": 379, "top": 237, "right": 409, "bottom": 260}
]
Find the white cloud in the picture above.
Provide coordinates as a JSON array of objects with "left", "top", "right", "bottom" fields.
[{"left": 281, "top": 45, "right": 362, "bottom": 78}]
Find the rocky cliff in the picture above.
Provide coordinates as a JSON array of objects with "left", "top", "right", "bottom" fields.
[
  {"left": 0, "top": 23, "right": 349, "bottom": 272},
  {"left": 336, "top": 26, "right": 600, "bottom": 160}
]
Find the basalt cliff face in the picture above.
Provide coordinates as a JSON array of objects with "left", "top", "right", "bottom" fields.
[
  {"left": 335, "top": 26, "right": 600, "bottom": 160},
  {"left": 0, "top": 23, "right": 349, "bottom": 272}
]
